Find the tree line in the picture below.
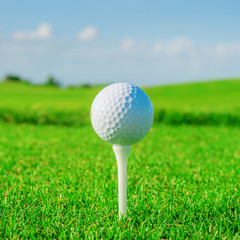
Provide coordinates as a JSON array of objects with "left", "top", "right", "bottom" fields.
[{"left": 3, "top": 74, "right": 60, "bottom": 87}]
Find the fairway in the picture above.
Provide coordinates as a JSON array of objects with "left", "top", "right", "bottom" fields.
[
  {"left": 0, "top": 79, "right": 240, "bottom": 126},
  {"left": 1, "top": 123, "right": 239, "bottom": 239}
]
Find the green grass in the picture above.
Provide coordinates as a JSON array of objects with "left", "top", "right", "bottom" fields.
[
  {"left": 0, "top": 79, "right": 239, "bottom": 238},
  {"left": 0, "top": 123, "right": 239, "bottom": 239},
  {"left": 1, "top": 79, "right": 240, "bottom": 112},
  {"left": 146, "top": 79, "right": 240, "bottom": 113},
  {"left": 0, "top": 82, "right": 100, "bottom": 110},
  {"left": 0, "top": 79, "right": 240, "bottom": 126}
]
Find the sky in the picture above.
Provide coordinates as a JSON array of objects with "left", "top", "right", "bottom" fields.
[{"left": 0, "top": 0, "right": 240, "bottom": 86}]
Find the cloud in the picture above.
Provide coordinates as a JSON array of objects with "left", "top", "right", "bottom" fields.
[
  {"left": 153, "top": 37, "right": 194, "bottom": 55},
  {"left": 78, "top": 26, "right": 97, "bottom": 41},
  {"left": 153, "top": 37, "right": 240, "bottom": 62},
  {"left": 121, "top": 39, "right": 135, "bottom": 50},
  {"left": 153, "top": 42, "right": 163, "bottom": 55},
  {"left": 216, "top": 42, "right": 240, "bottom": 56},
  {"left": 1, "top": 32, "right": 240, "bottom": 86},
  {"left": 13, "top": 23, "right": 52, "bottom": 41}
]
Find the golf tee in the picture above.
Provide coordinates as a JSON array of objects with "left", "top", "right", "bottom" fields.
[{"left": 113, "top": 144, "right": 131, "bottom": 219}]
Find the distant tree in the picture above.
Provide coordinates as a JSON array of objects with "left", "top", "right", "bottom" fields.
[
  {"left": 4, "top": 74, "right": 21, "bottom": 82},
  {"left": 81, "top": 83, "right": 92, "bottom": 88},
  {"left": 45, "top": 76, "right": 60, "bottom": 87},
  {"left": 3, "top": 74, "right": 31, "bottom": 85}
]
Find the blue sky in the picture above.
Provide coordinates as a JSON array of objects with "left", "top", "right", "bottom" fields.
[{"left": 0, "top": 0, "right": 240, "bottom": 86}]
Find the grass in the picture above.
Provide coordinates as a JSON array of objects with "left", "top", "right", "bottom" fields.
[
  {"left": 0, "top": 79, "right": 240, "bottom": 126},
  {"left": 0, "top": 79, "right": 239, "bottom": 238},
  {"left": 0, "top": 123, "right": 239, "bottom": 239},
  {"left": 1, "top": 79, "right": 240, "bottom": 112},
  {"left": 146, "top": 78, "right": 240, "bottom": 113}
]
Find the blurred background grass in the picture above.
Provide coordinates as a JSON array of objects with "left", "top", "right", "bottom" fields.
[{"left": 0, "top": 79, "right": 239, "bottom": 126}]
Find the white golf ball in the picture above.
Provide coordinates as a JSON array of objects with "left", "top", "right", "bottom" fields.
[{"left": 91, "top": 83, "right": 154, "bottom": 145}]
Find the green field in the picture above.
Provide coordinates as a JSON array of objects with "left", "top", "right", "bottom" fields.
[
  {"left": 0, "top": 79, "right": 240, "bottom": 126},
  {"left": 0, "top": 79, "right": 240, "bottom": 239},
  {"left": 1, "top": 79, "right": 240, "bottom": 112}
]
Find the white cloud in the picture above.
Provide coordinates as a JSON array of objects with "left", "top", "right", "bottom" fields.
[
  {"left": 13, "top": 23, "right": 52, "bottom": 41},
  {"left": 216, "top": 42, "right": 240, "bottom": 56},
  {"left": 1, "top": 32, "right": 240, "bottom": 86},
  {"left": 153, "top": 37, "right": 240, "bottom": 62},
  {"left": 78, "top": 26, "right": 97, "bottom": 41},
  {"left": 121, "top": 39, "right": 135, "bottom": 50},
  {"left": 153, "top": 42, "right": 163, "bottom": 55},
  {"left": 153, "top": 37, "right": 194, "bottom": 55}
]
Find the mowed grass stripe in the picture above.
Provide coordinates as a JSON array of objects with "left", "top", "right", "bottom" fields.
[{"left": 0, "top": 123, "right": 239, "bottom": 239}]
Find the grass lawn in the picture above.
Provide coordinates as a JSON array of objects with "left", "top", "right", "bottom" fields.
[
  {"left": 0, "top": 123, "right": 239, "bottom": 239},
  {"left": 0, "top": 79, "right": 239, "bottom": 113},
  {"left": 0, "top": 79, "right": 240, "bottom": 126}
]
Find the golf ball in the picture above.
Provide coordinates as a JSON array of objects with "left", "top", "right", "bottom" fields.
[{"left": 91, "top": 83, "right": 154, "bottom": 145}]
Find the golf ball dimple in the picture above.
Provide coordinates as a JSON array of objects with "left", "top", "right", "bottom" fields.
[{"left": 91, "top": 83, "right": 154, "bottom": 145}]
